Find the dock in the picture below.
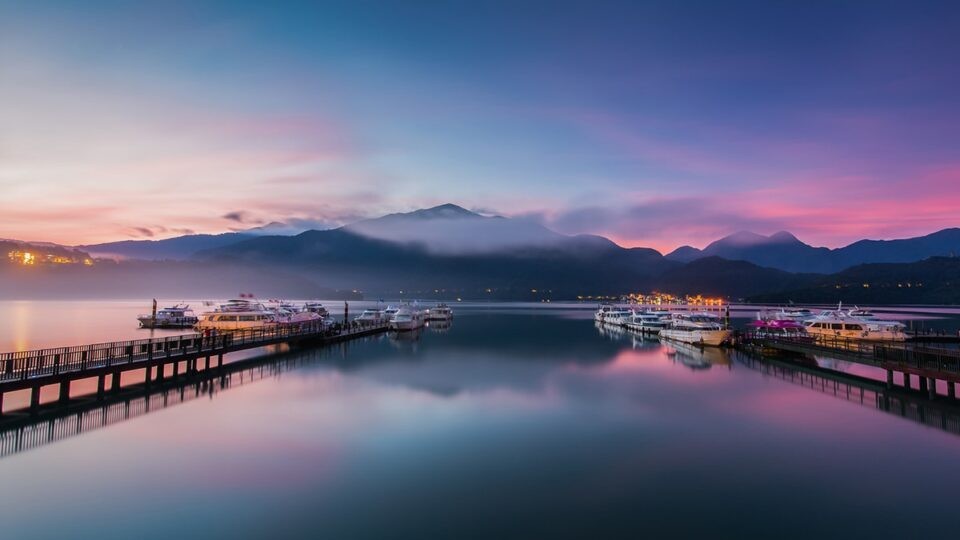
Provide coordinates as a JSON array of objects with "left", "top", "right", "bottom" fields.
[
  {"left": 738, "top": 333, "right": 960, "bottom": 399},
  {"left": 0, "top": 320, "right": 389, "bottom": 415}
]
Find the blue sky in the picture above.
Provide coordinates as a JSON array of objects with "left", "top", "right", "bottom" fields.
[{"left": 2, "top": 0, "right": 959, "bottom": 251}]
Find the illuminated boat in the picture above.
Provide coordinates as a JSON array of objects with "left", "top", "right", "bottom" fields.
[
  {"left": 594, "top": 305, "right": 634, "bottom": 325},
  {"left": 195, "top": 299, "right": 279, "bottom": 332},
  {"left": 625, "top": 311, "right": 669, "bottom": 333},
  {"left": 425, "top": 303, "right": 454, "bottom": 321},
  {"left": 747, "top": 318, "right": 813, "bottom": 341},
  {"left": 382, "top": 306, "right": 400, "bottom": 321},
  {"left": 659, "top": 312, "right": 731, "bottom": 346},
  {"left": 803, "top": 311, "right": 906, "bottom": 341}
]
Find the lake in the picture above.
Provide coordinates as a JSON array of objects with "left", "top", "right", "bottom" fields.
[{"left": 1, "top": 301, "right": 959, "bottom": 539}]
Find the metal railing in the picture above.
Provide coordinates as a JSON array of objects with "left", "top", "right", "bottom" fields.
[{"left": 0, "top": 320, "right": 387, "bottom": 384}]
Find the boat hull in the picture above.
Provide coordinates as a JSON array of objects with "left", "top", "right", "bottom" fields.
[
  {"left": 660, "top": 328, "right": 731, "bottom": 346},
  {"left": 390, "top": 320, "right": 424, "bottom": 331}
]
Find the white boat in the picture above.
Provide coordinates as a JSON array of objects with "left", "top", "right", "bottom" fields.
[
  {"left": 382, "top": 306, "right": 400, "bottom": 321},
  {"left": 594, "top": 305, "right": 634, "bottom": 326},
  {"left": 625, "top": 311, "right": 669, "bottom": 334},
  {"left": 389, "top": 307, "right": 425, "bottom": 331},
  {"left": 355, "top": 309, "right": 383, "bottom": 323},
  {"left": 426, "top": 303, "right": 454, "bottom": 321},
  {"left": 303, "top": 302, "right": 330, "bottom": 318},
  {"left": 137, "top": 303, "right": 198, "bottom": 329},
  {"left": 846, "top": 306, "right": 877, "bottom": 319},
  {"left": 803, "top": 310, "right": 906, "bottom": 341},
  {"left": 659, "top": 312, "right": 731, "bottom": 346},
  {"left": 778, "top": 307, "right": 813, "bottom": 320},
  {"left": 195, "top": 298, "right": 279, "bottom": 332}
]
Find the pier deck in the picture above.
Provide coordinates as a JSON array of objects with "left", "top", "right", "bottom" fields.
[
  {"left": 740, "top": 333, "right": 960, "bottom": 398},
  {"left": 0, "top": 321, "right": 389, "bottom": 413}
]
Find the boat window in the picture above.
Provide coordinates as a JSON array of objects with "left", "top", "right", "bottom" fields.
[
  {"left": 846, "top": 324, "right": 862, "bottom": 331},
  {"left": 831, "top": 323, "right": 843, "bottom": 330}
]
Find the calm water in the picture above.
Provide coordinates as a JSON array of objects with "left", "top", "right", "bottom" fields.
[{"left": 1, "top": 301, "right": 960, "bottom": 539}]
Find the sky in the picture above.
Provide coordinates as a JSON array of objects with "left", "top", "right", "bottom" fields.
[{"left": 2, "top": 0, "right": 960, "bottom": 253}]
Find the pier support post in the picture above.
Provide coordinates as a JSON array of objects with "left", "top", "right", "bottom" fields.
[
  {"left": 0, "top": 392, "right": 4, "bottom": 416},
  {"left": 111, "top": 371, "right": 121, "bottom": 393},
  {"left": 156, "top": 364, "right": 164, "bottom": 382},
  {"left": 903, "top": 373, "right": 911, "bottom": 390},
  {"left": 928, "top": 378, "right": 936, "bottom": 399},
  {"left": 217, "top": 354, "right": 223, "bottom": 368},
  {"left": 172, "top": 361, "right": 179, "bottom": 378},
  {"left": 97, "top": 374, "right": 106, "bottom": 397},
  {"left": 58, "top": 381, "right": 70, "bottom": 404},
  {"left": 205, "top": 356, "right": 210, "bottom": 370},
  {"left": 919, "top": 377, "right": 928, "bottom": 393},
  {"left": 949, "top": 383, "right": 956, "bottom": 400},
  {"left": 30, "top": 386, "right": 40, "bottom": 411},
  {"left": 886, "top": 370, "right": 894, "bottom": 389}
]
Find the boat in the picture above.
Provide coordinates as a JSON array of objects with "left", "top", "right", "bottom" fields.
[
  {"left": 389, "top": 306, "right": 425, "bottom": 331},
  {"left": 382, "top": 306, "right": 400, "bottom": 322},
  {"left": 137, "top": 302, "right": 198, "bottom": 329},
  {"left": 846, "top": 306, "right": 877, "bottom": 319},
  {"left": 594, "top": 305, "right": 634, "bottom": 326},
  {"left": 355, "top": 309, "right": 383, "bottom": 323},
  {"left": 625, "top": 311, "right": 669, "bottom": 334},
  {"left": 303, "top": 302, "right": 330, "bottom": 318},
  {"left": 659, "top": 312, "right": 732, "bottom": 346},
  {"left": 803, "top": 310, "right": 906, "bottom": 341},
  {"left": 778, "top": 307, "right": 813, "bottom": 320},
  {"left": 195, "top": 298, "right": 279, "bottom": 332},
  {"left": 426, "top": 303, "right": 454, "bottom": 321},
  {"left": 747, "top": 318, "right": 813, "bottom": 341}
]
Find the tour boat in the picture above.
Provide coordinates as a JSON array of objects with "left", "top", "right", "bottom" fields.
[
  {"left": 846, "top": 306, "right": 877, "bottom": 319},
  {"left": 625, "top": 311, "right": 669, "bottom": 334},
  {"left": 355, "top": 309, "right": 383, "bottom": 323},
  {"left": 137, "top": 303, "right": 198, "bottom": 329},
  {"left": 803, "top": 311, "right": 906, "bottom": 341},
  {"left": 747, "top": 318, "right": 813, "bottom": 341},
  {"left": 659, "top": 312, "right": 732, "bottom": 347},
  {"left": 382, "top": 306, "right": 400, "bottom": 321},
  {"left": 778, "top": 307, "right": 814, "bottom": 320},
  {"left": 389, "top": 307, "right": 425, "bottom": 331},
  {"left": 595, "top": 305, "right": 634, "bottom": 326},
  {"left": 303, "top": 302, "right": 330, "bottom": 318},
  {"left": 426, "top": 303, "right": 454, "bottom": 321},
  {"left": 195, "top": 298, "right": 279, "bottom": 332}
]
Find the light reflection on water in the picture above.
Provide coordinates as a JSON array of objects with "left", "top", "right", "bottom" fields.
[{"left": 0, "top": 302, "right": 959, "bottom": 538}]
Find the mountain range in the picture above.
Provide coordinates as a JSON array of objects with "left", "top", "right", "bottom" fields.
[
  {"left": 4, "top": 203, "right": 960, "bottom": 301},
  {"left": 665, "top": 228, "right": 960, "bottom": 273}
]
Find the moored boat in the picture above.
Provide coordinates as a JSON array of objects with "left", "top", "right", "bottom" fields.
[
  {"left": 625, "top": 311, "right": 669, "bottom": 334},
  {"left": 355, "top": 308, "right": 383, "bottom": 323},
  {"left": 803, "top": 310, "right": 906, "bottom": 341},
  {"left": 195, "top": 298, "right": 279, "bottom": 332},
  {"left": 137, "top": 302, "right": 198, "bottom": 329},
  {"left": 747, "top": 318, "right": 813, "bottom": 341},
  {"left": 595, "top": 304, "right": 634, "bottom": 326},
  {"left": 426, "top": 303, "right": 454, "bottom": 321},
  {"left": 659, "top": 312, "right": 731, "bottom": 346},
  {"left": 389, "top": 306, "right": 425, "bottom": 331}
]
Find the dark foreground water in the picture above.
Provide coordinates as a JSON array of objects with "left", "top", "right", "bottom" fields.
[{"left": 1, "top": 303, "right": 959, "bottom": 539}]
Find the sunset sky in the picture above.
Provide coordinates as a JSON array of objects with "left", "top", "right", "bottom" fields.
[{"left": 2, "top": 0, "right": 959, "bottom": 253}]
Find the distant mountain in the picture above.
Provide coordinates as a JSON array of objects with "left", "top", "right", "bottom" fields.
[
  {"left": 344, "top": 203, "right": 564, "bottom": 253},
  {"left": 196, "top": 205, "right": 675, "bottom": 298},
  {"left": 654, "top": 257, "right": 818, "bottom": 298},
  {"left": 749, "top": 256, "right": 960, "bottom": 304},
  {"left": 78, "top": 233, "right": 255, "bottom": 260},
  {"left": 665, "top": 228, "right": 960, "bottom": 274}
]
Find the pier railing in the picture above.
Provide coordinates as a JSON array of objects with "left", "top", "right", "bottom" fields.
[
  {"left": 742, "top": 332, "right": 960, "bottom": 379},
  {"left": 0, "top": 320, "right": 385, "bottom": 384}
]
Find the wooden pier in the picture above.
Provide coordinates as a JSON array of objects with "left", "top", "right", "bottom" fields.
[
  {"left": 0, "top": 321, "right": 389, "bottom": 415},
  {"left": 739, "top": 333, "right": 960, "bottom": 399}
]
